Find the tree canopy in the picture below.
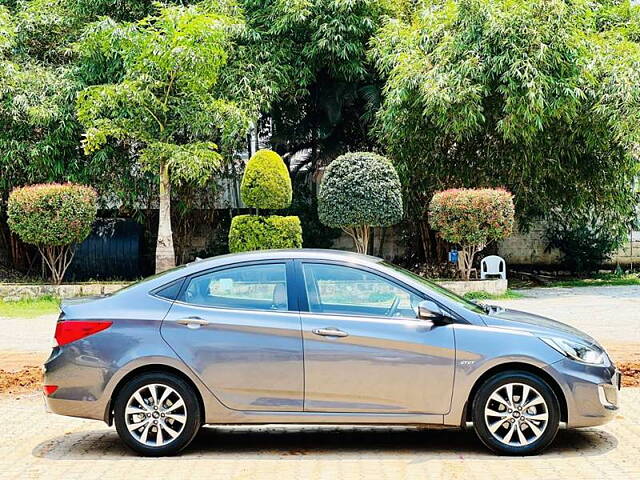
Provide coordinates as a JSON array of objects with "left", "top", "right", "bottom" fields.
[{"left": 371, "top": 0, "right": 640, "bottom": 229}]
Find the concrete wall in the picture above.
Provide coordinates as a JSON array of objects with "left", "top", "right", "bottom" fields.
[
  {"left": 0, "top": 283, "right": 128, "bottom": 301},
  {"left": 436, "top": 279, "right": 507, "bottom": 296},
  {"left": 498, "top": 221, "right": 640, "bottom": 266}
]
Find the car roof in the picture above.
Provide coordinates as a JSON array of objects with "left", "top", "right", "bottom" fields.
[{"left": 186, "top": 248, "right": 383, "bottom": 269}]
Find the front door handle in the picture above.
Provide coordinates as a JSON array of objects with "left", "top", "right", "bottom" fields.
[
  {"left": 312, "top": 327, "right": 348, "bottom": 338},
  {"left": 176, "top": 317, "right": 209, "bottom": 328}
]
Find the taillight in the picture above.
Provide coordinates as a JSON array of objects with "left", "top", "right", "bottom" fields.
[
  {"left": 54, "top": 321, "right": 112, "bottom": 346},
  {"left": 43, "top": 385, "right": 58, "bottom": 396}
]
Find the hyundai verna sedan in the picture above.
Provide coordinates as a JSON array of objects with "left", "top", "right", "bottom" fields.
[{"left": 43, "top": 249, "right": 620, "bottom": 456}]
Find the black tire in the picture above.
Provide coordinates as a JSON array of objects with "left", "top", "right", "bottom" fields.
[
  {"left": 114, "top": 372, "right": 201, "bottom": 456},
  {"left": 472, "top": 371, "right": 560, "bottom": 456}
]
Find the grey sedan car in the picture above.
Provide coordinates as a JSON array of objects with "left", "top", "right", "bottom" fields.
[{"left": 43, "top": 249, "right": 620, "bottom": 456}]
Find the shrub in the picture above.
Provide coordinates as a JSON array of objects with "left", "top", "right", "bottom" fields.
[
  {"left": 318, "top": 152, "right": 403, "bottom": 254},
  {"left": 429, "top": 188, "right": 514, "bottom": 279},
  {"left": 228, "top": 215, "right": 303, "bottom": 253},
  {"left": 240, "top": 149, "right": 292, "bottom": 209},
  {"left": 8, "top": 183, "right": 98, "bottom": 284},
  {"left": 546, "top": 211, "right": 628, "bottom": 273}
]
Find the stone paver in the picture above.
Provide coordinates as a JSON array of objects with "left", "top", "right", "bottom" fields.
[{"left": 0, "top": 390, "right": 638, "bottom": 480}]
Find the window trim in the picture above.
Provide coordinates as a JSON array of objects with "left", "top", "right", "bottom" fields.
[
  {"left": 294, "top": 259, "right": 431, "bottom": 321},
  {"left": 171, "top": 259, "right": 298, "bottom": 313}
]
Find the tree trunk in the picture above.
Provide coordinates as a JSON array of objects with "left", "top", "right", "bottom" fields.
[
  {"left": 343, "top": 225, "right": 370, "bottom": 255},
  {"left": 155, "top": 160, "right": 176, "bottom": 273},
  {"left": 39, "top": 245, "right": 75, "bottom": 285},
  {"left": 457, "top": 244, "right": 484, "bottom": 280}
]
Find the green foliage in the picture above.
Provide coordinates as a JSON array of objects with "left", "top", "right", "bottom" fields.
[
  {"left": 77, "top": 3, "right": 250, "bottom": 178},
  {"left": 546, "top": 212, "right": 629, "bottom": 273},
  {"left": 219, "top": 0, "right": 403, "bottom": 169},
  {"left": 7, "top": 183, "right": 97, "bottom": 246},
  {"left": 429, "top": 189, "right": 515, "bottom": 247},
  {"left": 463, "top": 290, "right": 525, "bottom": 301},
  {"left": 228, "top": 214, "right": 302, "bottom": 253},
  {"left": 371, "top": 0, "right": 640, "bottom": 235},
  {"left": 318, "top": 152, "right": 403, "bottom": 229},
  {"left": 286, "top": 175, "right": 341, "bottom": 248},
  {"left": 240, "top": 149, "right": 292, "bottom": 209}
]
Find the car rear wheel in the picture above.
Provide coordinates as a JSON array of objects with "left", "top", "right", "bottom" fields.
[
  {"left": 472, "top": 371, "right": 560, "bottom": 455},
  {"left": 114, "top": 372, "right": 201, "bottom": 456}
]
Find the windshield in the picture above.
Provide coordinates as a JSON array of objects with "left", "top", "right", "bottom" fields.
[{"left": 381, "top": 262, "right": 486, "bottom": 314}]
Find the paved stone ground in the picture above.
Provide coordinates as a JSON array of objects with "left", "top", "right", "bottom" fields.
[
  {"left": 0, "top": 285, "right": 638, "bottom": 479},
  {"left": 0, "top": 390, "right": 637, "bottom": 480}
]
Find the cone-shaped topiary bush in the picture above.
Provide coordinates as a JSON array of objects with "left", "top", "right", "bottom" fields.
[
  {"left": 318, "top": 152, "right": 403, "bottom": 254},
  {"left": 230, "top": 149, "right": 302, "bottom": 252},
  {"left": 240, "top": 149, "right": 292, "bottom": 209},
  {"left": 8, "top": 183, "right": 98, "bottom": 284}
]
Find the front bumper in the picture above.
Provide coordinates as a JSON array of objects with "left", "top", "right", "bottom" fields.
[{"left": 544, "top": 357, "right": 621, "bottom": 428}]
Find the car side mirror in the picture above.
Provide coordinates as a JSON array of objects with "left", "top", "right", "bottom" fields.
[{"left": 417, "top": 300, "right": 453, "bottom": 325}]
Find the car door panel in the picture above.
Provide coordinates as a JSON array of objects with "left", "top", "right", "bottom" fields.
[
  {"left": 161, "top": 262, "right": 304, "bottom": 412},
  {"left": 297, "top": 261, "right": 456, "bottom": 414},
  {"left": 301, "top": 314, "right": 455, "bottom": 413}
]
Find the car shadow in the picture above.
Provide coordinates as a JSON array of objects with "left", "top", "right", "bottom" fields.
[{"left": 32, "top": 426, "right": 617, "bottom": 460}]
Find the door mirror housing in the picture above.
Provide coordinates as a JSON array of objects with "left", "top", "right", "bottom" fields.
[{"left": 417, "top": 300, "right": 453, "bottom": 325}]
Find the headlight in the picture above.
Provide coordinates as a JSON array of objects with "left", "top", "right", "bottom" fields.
[{"left": 540, "top": 337, "right": 605, "bottom": 365}]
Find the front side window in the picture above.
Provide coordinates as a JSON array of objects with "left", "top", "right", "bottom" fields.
[
  {"left": 182, "top": 263, "right": 288, "bottom": 311},
  {"left": 302, "top": 263, "right": 421, "bottom": 318}
]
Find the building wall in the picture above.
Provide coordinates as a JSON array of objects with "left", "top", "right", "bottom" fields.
[{"left": 497, "top": 221, "right": 640, "bottom": 266}]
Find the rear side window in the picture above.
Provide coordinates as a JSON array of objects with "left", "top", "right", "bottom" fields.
[
  {"left": 181, "top": 263, "right": 288, "bottom": 311},
  {"left": 154, "top": 279, "right": 184, "bottom": 300}
]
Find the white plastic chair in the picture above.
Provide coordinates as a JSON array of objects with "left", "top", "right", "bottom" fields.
[{"left": 480, "top": 255, "right": 506, "bottom": 280}]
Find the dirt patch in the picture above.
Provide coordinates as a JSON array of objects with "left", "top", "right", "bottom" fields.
[
  {"left": 619, "top": 362, "right": 640, "bottom": 388},
  {"left": 0, "top": 351, "right": 47, "bottom": 372},
  {"left": 0, "top": 366, "right": 42, "bottom": 394}
]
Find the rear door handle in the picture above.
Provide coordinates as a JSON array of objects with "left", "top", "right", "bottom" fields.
[
  {"left": 312, "top": 327, "right": 348, "bottom": 338},
  {"left": 176, "top": 317, "right": 209, "bottom": 328}
]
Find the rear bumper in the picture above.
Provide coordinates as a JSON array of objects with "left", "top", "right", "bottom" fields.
[
  {"left": 42, "top": 347, "right": 109, "bottom": 421},
  {"left": 544, "top": 358, "right": 620, "bottom": 428}
]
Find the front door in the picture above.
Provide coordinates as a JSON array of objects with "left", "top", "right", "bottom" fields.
[
  {"left": 161, "top": 261, "right": 304, "bottom": 411},
  {"left": 298, "top": 262, "right": 455, "bottom": 414}
]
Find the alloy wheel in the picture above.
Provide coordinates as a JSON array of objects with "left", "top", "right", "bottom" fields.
[
  {"left": 124, "top": 383, "right": 188, "bottom": 447},
  {"left": 483, "top": 382, "right": 549, "bottom": 447}
]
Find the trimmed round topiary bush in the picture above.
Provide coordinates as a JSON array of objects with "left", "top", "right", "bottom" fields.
[
  {"left": 228, "top": 215, "right": 302, "bottom": 253},
  {"left": 429, "top": 188, "right": 515, "bottom": 279},
  {"left": 240, "top": 149, "right": 292, "bottom": 209},
  {"left": 318, "top": 152, "right": 403, "bottom": 254},
  {"left": 8, "top": 183, "right": 98, "bottom": 284}
]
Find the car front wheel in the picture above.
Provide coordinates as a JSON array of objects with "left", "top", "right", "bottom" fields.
[
  {"left": 114, "top": 372, "right": 201, "bottom": 456},
  {"left": 472, "top": 371, "right": 560, "bottom": 455}
]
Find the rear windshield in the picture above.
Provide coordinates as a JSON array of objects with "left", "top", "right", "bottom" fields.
[{"left": 110, "top": 264, "right": 187, "bottom": 296}]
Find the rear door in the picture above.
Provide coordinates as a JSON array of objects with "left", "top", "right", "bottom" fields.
[
  {"left": 161, "top": 260, "right": 304, "bottom": 411},
  {"left": 297, "top": 261, "right": 456, "bottom": 414}
]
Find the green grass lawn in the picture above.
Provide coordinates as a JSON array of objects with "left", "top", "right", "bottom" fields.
[
  {"left": 463, "top": 289, "right": 525, "bottom": 301},
  {"left": 0, "top": 296, "right": 60, "bottom": 318},
  {"left": 544, "top": 273, "right": 640, "bottom": 288}
]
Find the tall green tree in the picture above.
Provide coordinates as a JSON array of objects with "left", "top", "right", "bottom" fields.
[
  {"left": 220, "top": 0, "right": 403, "bottom": 169},
  {"left": 371, "top": 0, "right": 640, "bottom": 258},
  {"left": 77, "top": 4, "right": 250, "bottom": 272}
]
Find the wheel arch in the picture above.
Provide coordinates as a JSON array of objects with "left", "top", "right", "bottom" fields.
[
  {"left": 105, "top": 364, "right": 206, "bottom": 426},
  {"left": 463, "top": 362, "right": 568, "bottom": 424}
]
